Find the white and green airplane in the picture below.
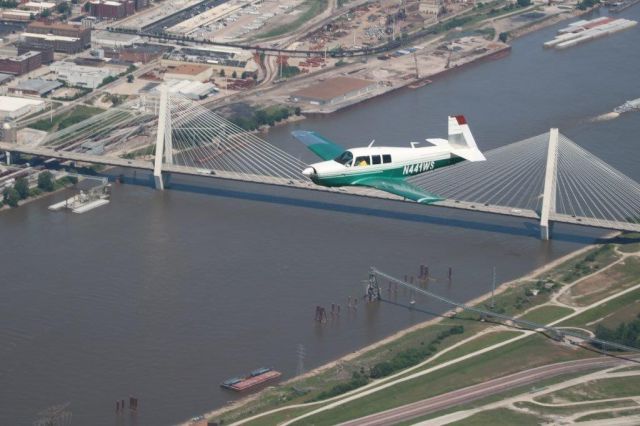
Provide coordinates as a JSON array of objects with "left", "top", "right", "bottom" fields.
[{"left": 292, "top": 115, "right": 485, "bottom": 204}]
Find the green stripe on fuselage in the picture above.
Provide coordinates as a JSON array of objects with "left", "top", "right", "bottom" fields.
[{"left": 315, "top": 157, "right": 463, "bottom": 187}]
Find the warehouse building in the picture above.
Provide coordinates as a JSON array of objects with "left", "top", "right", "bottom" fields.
[
  {"left": 0, "top": 96, "right": 45, "bottom": 120},
  {"left": 25, "top": 21, "right": 91, "bottom": 52},
  {"left": 290, "top": 77, "right": 378, "bottom": 106},
  {"left": 0, "top": 51, "right": 42, "bottom": 76},
  {"left": 16, "top": 42, "right": 54, "bottom": 64},
  {"left": 49, "top": 61, "right": 118, "bottom": 89},
  {"left": 0, "top": 9, "right": 33, "bottom": 22},
  {"left": 89, "top": 0, "right": 135, "bottom": 20},
  {"left": 9, "top": 78, "right": 63, "bottom": 96}
]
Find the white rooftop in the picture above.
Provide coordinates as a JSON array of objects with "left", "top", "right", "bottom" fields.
[
  {"left": 0, "top": 96, "right": 44, "bottom": 112},
  {"left": 22, "top": 32, "right": 79, "bottom": 42}
]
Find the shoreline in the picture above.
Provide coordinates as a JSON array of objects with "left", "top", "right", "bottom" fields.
[
  {"left": 252, "top": 5, "right": 595, "bottom": 127},
  {"left": 184, "top": 231, "right": 618, "bottom": 425}
]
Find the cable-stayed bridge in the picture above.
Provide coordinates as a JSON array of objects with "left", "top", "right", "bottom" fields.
[{"left": 1, "top": 89, "right": 639, "bottom": 240}]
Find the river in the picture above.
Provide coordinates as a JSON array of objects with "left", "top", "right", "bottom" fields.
[{"left": 1, "top": 6, "right": 639, "bottom": 426}]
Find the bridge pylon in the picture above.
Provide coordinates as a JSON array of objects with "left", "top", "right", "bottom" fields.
[
  {"left": 539, "top": 128, "right": 558, "bottom": 241},
  {"left": 153, "top": 84, "right": 173, "bottom": 190}
]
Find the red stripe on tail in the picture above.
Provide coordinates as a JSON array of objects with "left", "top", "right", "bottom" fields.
[{"left": 455, "top": 115, "right": 467, "bottom": 125}]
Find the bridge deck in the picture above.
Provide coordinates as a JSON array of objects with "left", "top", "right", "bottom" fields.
[{"left": 2, "top": 143, "right": 639, "bottom": 234}]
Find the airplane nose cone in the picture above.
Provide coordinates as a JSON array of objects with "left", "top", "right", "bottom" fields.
[{"left": 302, "top": 167, "right": 316, "bottom": 177}]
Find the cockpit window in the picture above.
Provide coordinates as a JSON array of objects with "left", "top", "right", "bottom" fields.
[{"left": 335, "top": 151, "right": 353, "bottom": 166}]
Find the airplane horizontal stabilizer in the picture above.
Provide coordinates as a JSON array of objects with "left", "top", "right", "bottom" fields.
[
  {"left": 354, "top": 177, "right": 443, "bottom": 204},
  {"left": 291, "top": 130, "right": 345, "bottom": 161}
]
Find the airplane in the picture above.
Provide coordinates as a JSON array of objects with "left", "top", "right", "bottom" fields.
[{"left": 291, "top": 115, "right": 486, "bottom": 204}]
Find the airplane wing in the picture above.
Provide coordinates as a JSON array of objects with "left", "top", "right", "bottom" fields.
[
  {"left": 291, "top": 130, "right": 345, "bottom": 161},
  {"left": 353, "top": 177, "right": 443, "bottom": 204}
]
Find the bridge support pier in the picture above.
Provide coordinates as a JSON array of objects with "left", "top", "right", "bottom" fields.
[
  {"left": 5, "top": 151, "right": 11, "bottom": 165},
  {"left": 540, "top": 128, "right": 559, "bottom": 241},
  {"left": 153, "top": 84, "right": 172, "bottom": 190}
]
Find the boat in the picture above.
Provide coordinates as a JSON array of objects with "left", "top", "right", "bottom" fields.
[
  {"left": 614, "top": 98, "right": 640, "bottom": 114},
  {"left": 221, "top": 367, "right": 282, "bottom": 391}
]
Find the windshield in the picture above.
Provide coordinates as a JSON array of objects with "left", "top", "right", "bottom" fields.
[{"left": 335, "top": 151, "right": 353, "bottom": 166}]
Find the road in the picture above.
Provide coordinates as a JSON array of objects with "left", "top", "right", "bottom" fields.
[{"left": 337, "top": 357, "right": 634, "bottom": 426}]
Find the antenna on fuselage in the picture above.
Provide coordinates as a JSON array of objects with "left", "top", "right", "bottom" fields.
[
  {"left": 410, "top": 142, "right": 420, "bottom": 149},
  {"left": 368, "top": 139, "right": 375, "bottom": 147}
]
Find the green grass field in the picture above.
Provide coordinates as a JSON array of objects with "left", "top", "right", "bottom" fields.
[
  {"left": 616, "top": 233, "right": 640, "bottom": 254},
  {"left": 448, "top": 407, "right": 542, "bottom": 425},
  {"left": 536, "top": 376, "right": 640, "bottom": 403},
  {"left": 434, "top": 330, "right": 522, "bottom": 364},
  {"left": 539, "top": 244, "right": 621, "bottom": 284},
  {"left": 518, "top": 305, "right": 575, "bottom": 324},
  {"left": 559, "top": 287, "right": 640, "bottom": 329},
  {"left": 568, "top": 256, "right": 640, "bottom": 307},
  {"left": 575, "top": 407, "right": 640, "bottom": 422}
]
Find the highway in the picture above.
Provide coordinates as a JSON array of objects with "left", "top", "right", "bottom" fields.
[{"left": 337, "top": 357, "right": 635, "bottom": 426}]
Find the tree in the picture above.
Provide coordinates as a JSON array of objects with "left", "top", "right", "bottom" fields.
[
  {"left": 56, "top": 1, "right": 69, "bottom": 14},
  {"left": 14, "top": 177, "right": 29, "bottom": 200},
  {"left": 127, "top": 74, "right": 134, "bottom": 83},
  {"left": 499, "top": 32, "right": 508, "bottom": 43},
  {"left": 294, "top": 106, "right": 302, "bottom": 116},
  {"left": 3, "top": 187, "right": 20, "bottom": 207},
  {"left": 41, "top": 8, "right": 50, "bottom": 17},
  {"left": 37, "top": 171, "right": 55, "bottom": 192},
  {"left": 219, "top": 69, "right": 225, "bottom": 77},
  {"left": 516, "top": 0, "right": 531, "bottom": 7},
  {"left": 231, "top": 70, "right": 237, "bottom": 79}
]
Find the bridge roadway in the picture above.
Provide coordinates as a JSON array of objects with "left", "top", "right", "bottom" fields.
[{"left": 2, "top": 142, "right": 639, "bottom": 234}]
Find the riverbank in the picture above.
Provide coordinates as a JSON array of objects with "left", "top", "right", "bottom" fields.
[
  {"left": 183, "top": 232, "right": 619, "bottom": 425},
  {"left": 237, "top": 3, "right": 596, "bottom": 126}
]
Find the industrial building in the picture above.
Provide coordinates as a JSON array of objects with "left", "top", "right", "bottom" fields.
[
  {"left": 16, "top": 42, "right": 54, "bottom": 64},
  {"left": 9, "top": 78, "right": 63, "bottom": 96},
  {"left": 0, "top": 96, "right": 45, "bottom": 120},
  {"left": 92, "top": 30, "right": 141, "bottom": 48},
  {"left": 290, "top": 77, "right": 379, "bottom": 106},
  {"left": 0, "top": 51, "right": 42, "bottom": 76},
  {"left": 164, "top": 79, "right": 217, "bottom": 100},
  {"left": 0, "top": 9, "right": 33, "bottom": 22},
  {"left": 89, "top": 0, "right": 135, "bottom": 20},
  {"left": 24, "top": 21, "right": 91, "bottom": 53},
  {"left": 23, "top": 2, "right": 57, "bottom": 12},
  {"left": 49, "top": 61, "right": 118, "bottom": 89}
]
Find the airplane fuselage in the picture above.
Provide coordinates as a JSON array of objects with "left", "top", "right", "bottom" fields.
[{"left": 304, "top": 145, "right": 463, "bottom": 187}]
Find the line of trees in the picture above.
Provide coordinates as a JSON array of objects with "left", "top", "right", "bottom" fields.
[
  {"left": 2, "top": 172, "right": 77, "bottom": 208},
  {"left": 231, "top": 106, "right": 301, "bottom": 131}
]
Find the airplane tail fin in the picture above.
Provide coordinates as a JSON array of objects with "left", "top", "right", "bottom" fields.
[{"left": 448, "top": 115, "right": 486, "bottom": 162}]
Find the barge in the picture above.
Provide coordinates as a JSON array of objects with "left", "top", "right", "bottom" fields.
[
  {"left": 544, "top": 17, "right": 637, "bottom": 49},
  {"left": 221, "top": 367, "right": 281, "bottom": 392}
]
